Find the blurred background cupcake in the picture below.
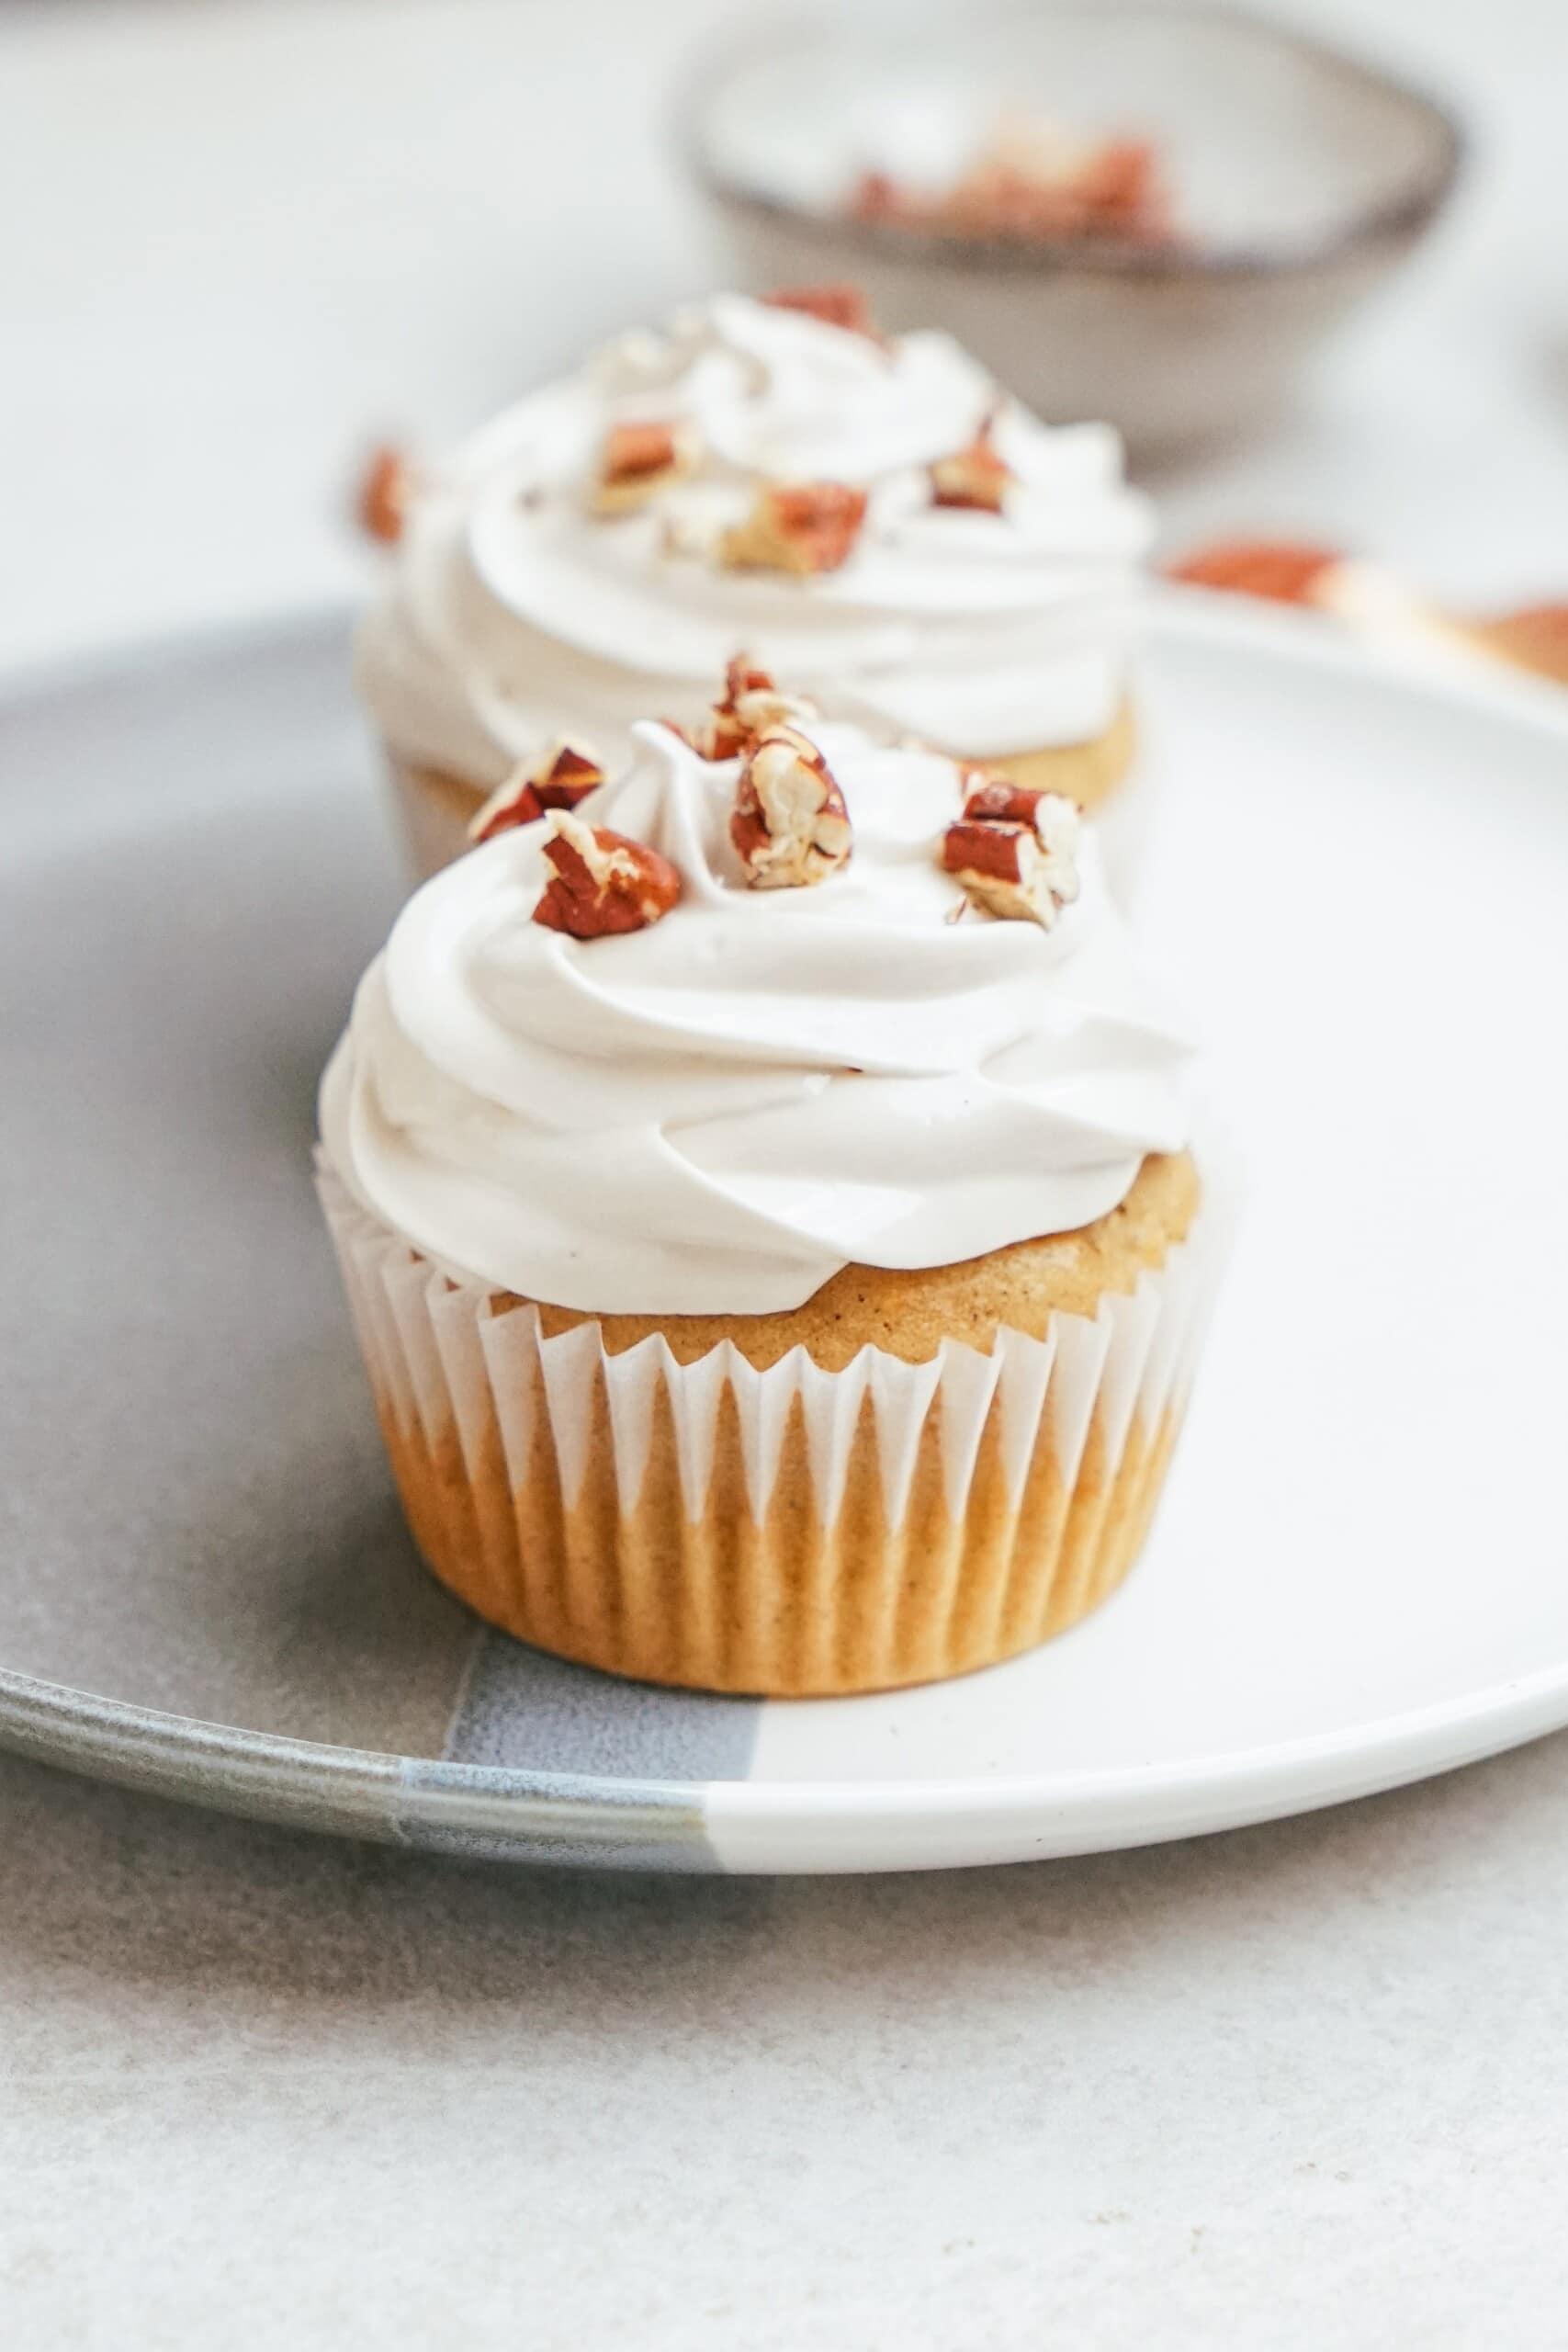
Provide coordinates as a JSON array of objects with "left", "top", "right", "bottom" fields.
[{"left": 357, "top": 288, "right": 1155, "bottom": 888}]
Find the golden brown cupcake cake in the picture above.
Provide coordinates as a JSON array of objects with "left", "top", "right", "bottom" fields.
[
  {"left": 317, "top": 686, "right": 1218, "bottom": 1696},
  {"left": 355, "top": 288, "right": 1153, "bottom": 889}
]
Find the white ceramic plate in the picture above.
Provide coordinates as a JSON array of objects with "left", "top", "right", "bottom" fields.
[{"left": 2, "top": 597, "right": 1565, "bottom": 1872}]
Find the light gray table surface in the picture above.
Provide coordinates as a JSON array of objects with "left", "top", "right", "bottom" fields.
[
  {"left": 5, "top": 0, "right": 1568, "bottom": 2342},
  {"left": 8, "top": 1736, "right": 1568, "bottom": 2346}
]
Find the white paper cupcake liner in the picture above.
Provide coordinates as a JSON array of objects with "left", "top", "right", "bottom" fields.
[{"left": 315, "top": 1152, "right": 1224, "bottom": 1695}]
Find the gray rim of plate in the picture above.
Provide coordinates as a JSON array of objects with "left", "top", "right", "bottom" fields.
[
  {"left": 9, "top": 1644, "right": 1568, "bottom": 1869},
  {"left": 5, "top": 596, "right": 1568, "bottom": 1872}
]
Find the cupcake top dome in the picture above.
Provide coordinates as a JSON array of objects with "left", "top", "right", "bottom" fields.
[
  {"left": 321, "top": 678, "right": 1191, "bottom": 1316},
  {"left": 355, "top": 289, "right": 1152, "bottom": 789}
]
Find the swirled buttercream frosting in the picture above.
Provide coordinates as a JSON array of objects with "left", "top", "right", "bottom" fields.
[
  {"left": 320, "top": 717, "right": 1191, "bottom": 1315},
  {"left": 355, "top": 294, "right": 1152, "bottom": 785}
]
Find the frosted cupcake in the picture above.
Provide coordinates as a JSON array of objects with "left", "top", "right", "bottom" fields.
[
  {"left": 356, "top": 287, "right": 1153, "bottom": 888},
  {"left": 317, "top": 680, "right": 1218, "bottom": 1696}
]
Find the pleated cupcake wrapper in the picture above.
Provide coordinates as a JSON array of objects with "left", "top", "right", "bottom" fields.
[{"left": 315, "top": 1154, "right": 1224, "bottom": 1694}]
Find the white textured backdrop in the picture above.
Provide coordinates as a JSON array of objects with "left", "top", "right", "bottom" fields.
[{"left": 3, "top": 0, "right": 1568, "bottom": 671}]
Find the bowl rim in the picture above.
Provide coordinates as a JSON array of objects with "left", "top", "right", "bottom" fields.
[{"left": 673, "top": 0, "right": 1466, "bottom": 284}]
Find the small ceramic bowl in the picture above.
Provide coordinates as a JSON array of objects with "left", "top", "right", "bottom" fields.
[{"left": 679, "top": 0, "right": 1463, "bottom": 457}]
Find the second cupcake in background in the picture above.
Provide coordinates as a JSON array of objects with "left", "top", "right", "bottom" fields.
[{"left": 357, "top": 285, "right": 1154, "bottom": 888}]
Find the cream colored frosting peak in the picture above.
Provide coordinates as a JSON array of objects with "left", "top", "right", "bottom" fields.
[{"left": 320, "top": 718, "right": 1190, "bottom": 1315}]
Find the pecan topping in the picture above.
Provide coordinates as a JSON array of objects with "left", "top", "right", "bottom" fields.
[
  {"left": 942, "top": 781, "right": 1081, "bottom": 928},
  {"left": 931, "top": 418, "right": 1013, "bottom": 514},
  {"left": 356, "top": 445, "right": 413, "bottom": 544},
  {"left": 1165, "top": 539, "right": 1342, "bottom": 605},
  {"left": 731, "top": 728, "right": 852, "bottom": 889},
  {"left": 592, "top": 418, "right": 697, "bottom": 514},
  {"left": 532, "top": 812, "right": 682, "bottom": 938},
  {"left": 682, "top": 655, "right": 818, "bottom": 761},
  {"left": 762, "top": 284, "right": 876, "bottom": 337},
  {"left": 956, "top": 775, "right": 1059, "bottom": 827},
  {"left": 724, "top": 653, "right": 774, "bottom": 704},
  {"left": 720, "top": 482, "right": 868, "bottom": 575},
  {"left": 468, "top": 742, "right": 605, "bottom": 844}
]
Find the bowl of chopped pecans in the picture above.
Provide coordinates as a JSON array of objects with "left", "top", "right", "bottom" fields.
[{"left": 680, "top": 0, "right": 1463, "bottom": 457}]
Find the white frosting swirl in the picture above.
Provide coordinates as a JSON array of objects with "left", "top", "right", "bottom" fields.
[
  {"left": 356, "top": 295, "right": 1152, "bottom": 784},
  {"left": 320, "top": 720, "right": 1191, "bottom": 1315}
]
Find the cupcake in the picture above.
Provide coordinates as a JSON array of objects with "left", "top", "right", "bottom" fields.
[
  {"left": 356, "top": 286, "right": 1153, "bottom": 890},
  {"left": 317, "top": 687, "right": 1218, "bottom": 1697}
]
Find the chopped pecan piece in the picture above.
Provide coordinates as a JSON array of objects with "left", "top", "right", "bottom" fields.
[
  {"left": 724, "top": 653, "right": 774, "bottom": 704},
  {"left": 592, "top": 419, "right": 697, "bottom": 514},
  {"left": 356, "top": 445, "right": 413, "bottom": 544},
  {"left": 1165, "top": 539, "right": 1342, "bottom": 605},
  {"left": 720, "top": 482, "right": 868, "bottom": 575},
  {"left": 532, "top": 813, "right": 682, "bottom": 938},
  {"left": 957, "top": 775, "right": 1059, "bottom": 827},
  {"left": 731, "top": 728, "right": 852, "bottom": 889},
  {"left": 942, "top": 785, "right": 1081, "bottom": 928},
  {"left": 762, "top": 284, "right": 876, "bottom": 337},
  {"left": 468, "top": 742, "right": 605, "bottom": 844},
  {"left": 931, "top": 418, "right": 1013, "bottom": 514},
  {"left": 682, "top": 655, "right": 818, "bottom": 761}
]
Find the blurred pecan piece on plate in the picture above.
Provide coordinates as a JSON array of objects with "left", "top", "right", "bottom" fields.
[
  {"left": 356, "top": 444, "right": 414, "bottom": 544},
  {"left": 1166, "top": 538, "right": 1343, "bottom": 605},
  {"left": 1468, "top": 603, "right": 1568, "bottom": 685}
]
